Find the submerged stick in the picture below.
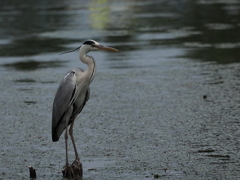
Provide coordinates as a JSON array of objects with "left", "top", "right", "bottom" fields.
[{"left": 29, "top": 166, "right": 36, "bottom": 179}]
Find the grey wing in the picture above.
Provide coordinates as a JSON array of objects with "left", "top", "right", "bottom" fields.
[
  {"left": 52, "top": 71, "right": 76, "bottom": 141},
  {"left": 68, "top": 84, "right": 90, "bottom": 119}
]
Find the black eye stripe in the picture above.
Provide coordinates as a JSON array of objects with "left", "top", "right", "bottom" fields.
[{"left": 83, "top": 40, "right": 95, "bottom": 45}]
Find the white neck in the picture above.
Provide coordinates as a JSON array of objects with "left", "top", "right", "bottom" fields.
[{"left": 79, "top": 46, "right": 96, "bottom": 83}]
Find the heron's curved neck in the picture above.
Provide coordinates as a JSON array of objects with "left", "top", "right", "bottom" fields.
[{"left": 79, "top": 51, "right": 96, "bottom": 83}]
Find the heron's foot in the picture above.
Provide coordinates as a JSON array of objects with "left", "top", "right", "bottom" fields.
[{"left": 62, "top": 159, "right": 82, "bottom": 179}]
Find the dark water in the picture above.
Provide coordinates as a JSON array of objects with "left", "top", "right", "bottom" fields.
[{"left": 1, "top": 0, "right": 240, "bottom": 179}]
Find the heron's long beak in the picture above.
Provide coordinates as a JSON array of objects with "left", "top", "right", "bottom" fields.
[
  {"left": 59, "top": 46, "right": 81, "bottom": 55},
  {"left": 96, "top": 44, "right": 119, "bottom": 52}
]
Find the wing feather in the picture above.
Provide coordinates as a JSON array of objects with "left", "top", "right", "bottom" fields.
[
  {"left": 52, "top": 68, "right": 88, "bottom": 141},
  {"left": 52, "top": 70, "right": 76, "bottom": 140}
]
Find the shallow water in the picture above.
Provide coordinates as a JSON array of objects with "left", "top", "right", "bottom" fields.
[{"left": 1, "top": 0, "right": 240, "bottom": 179}]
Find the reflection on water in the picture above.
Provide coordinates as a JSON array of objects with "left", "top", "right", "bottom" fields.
[
  {"left": 89, "top": 0, "right": 110, "bottom": 30},
  {"left": 0, "top": 36, "right": 76, "bottom": 57},
  {"left": 0, "top": 0, "right": 239, "bottom": 64},
  {"left": 181, "top": 47, "right": 240, "bottom": 64},
  {"left": 0, "top": 0, "right": 72, "bottom": 39},
  {"left": 3, "top": 60, "right": 66, "bottom": 71}
]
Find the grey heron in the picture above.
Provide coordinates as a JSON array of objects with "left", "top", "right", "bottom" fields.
[{"left": 52, "top": 40, "right": 118, "bottom": 167}]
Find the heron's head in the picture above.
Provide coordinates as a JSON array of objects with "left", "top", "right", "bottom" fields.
[
  {"left": 60, "top": 39, "right": 118, "bottom": 55},
  {"left": 82, "top": 40, "right": 119, "bottom": 53}
]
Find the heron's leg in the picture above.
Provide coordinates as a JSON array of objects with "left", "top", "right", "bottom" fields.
[
  {"left": 65, "top": 119, "right": 69, "bottom": 165},
  {"left": 64, "top": 106, "right": 73, "bottom": 165},
  {"left": 69, "top": 119, "right": 80, "bottom": 161}
]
